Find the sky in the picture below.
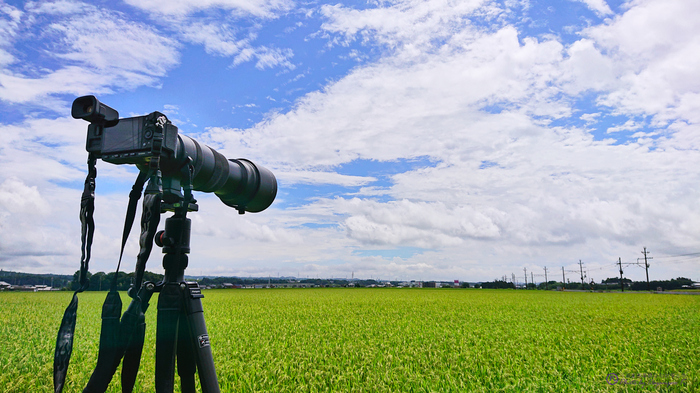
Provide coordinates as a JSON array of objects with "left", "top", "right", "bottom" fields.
[{"left": 0, "top": 0, "right": 699, "bottom": 283}]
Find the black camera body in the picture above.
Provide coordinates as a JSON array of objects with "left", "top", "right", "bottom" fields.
[
  {"left": 73, "top": 95, "right": 178, "bottom": 165},
  {"left": 72, "top": 95, "right": 277, "bottom": 213},
  {"left": 86, "top": 111, "right": 179, "bottom": 165}
]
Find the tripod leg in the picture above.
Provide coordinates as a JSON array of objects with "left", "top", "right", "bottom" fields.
[
  {"left": 155, "top": 283, "right": 182, "bottom": 393},
  {"left": 177, "top": 309, "right": 197, "bottom": 393},
  {"left": 184, "top": 283, "right": 221, "bottom": 393}
]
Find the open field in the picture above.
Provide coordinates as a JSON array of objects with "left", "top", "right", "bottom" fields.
[{"left": 1, "top": 289, "right": 697, "bottom": 392}]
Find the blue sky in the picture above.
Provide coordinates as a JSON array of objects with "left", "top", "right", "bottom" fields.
[{"left": 1, "top": 0, "right": 699, "bottom": 283}]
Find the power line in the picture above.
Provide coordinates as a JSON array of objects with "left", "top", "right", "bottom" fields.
[
  {"left": 653, "top": 256, "right": 700, "bottom": 264},
  {"left": 653, "top": 251, "right": 700, "bottom": 259}
]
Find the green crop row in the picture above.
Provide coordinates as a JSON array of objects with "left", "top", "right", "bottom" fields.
[{"left": 1, "top": 289, "right": 697, "bottom": 392}]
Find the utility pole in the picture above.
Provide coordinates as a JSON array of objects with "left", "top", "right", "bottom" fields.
[
  {"left": 618, "top": 257, "right": 624, "bottom": 292},
  {"left": 578, "top": 260, "right": 585, "bottom": 289},
  {"left": 642, "top": 247, "right": 652, "bottom": 291},
  {"left": 544, "top": 267, "right": 548, "bottom": 290},
  {"left": 524, "top": 267, "right": 528, "bottom": 289},
  {"left": 561, "top": 266, "right": 566, "bottom": 289}
]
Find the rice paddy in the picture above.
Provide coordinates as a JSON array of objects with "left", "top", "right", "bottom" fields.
[{"left": 1, "top": 289, "right": 697, "bottom": 392}]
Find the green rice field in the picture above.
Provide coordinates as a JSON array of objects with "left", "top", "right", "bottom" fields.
[{"left": 1, "top": 289, "right": 697, "bottom": 392}]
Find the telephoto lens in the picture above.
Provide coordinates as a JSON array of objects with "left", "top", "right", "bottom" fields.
[{"left": 161, "top": 135, "right": 277, "bottom": 213}]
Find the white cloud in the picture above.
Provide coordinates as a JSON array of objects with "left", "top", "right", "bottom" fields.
[
  {"left": 573, "top": 0, "right": 613, "bottom": 17},
  {"left": 203, "top": 25, "right": 570, "bottom": 168},
  {"left": 180, "top": 22, "right": 249, "bottom": 57},
  {"left": 0, "top": 2, "right": 179, "bottom": 105},
  {"left": 0, "top": 2, "right": 21, "bottom": 66},
  {"left": 232, "top": 45, "right": 295, "bottom": 70},
  {"left": 195, "top": 0, "right": 700, "bottom": 281},
  {"left": 2, "top": 0, "right": 698, "bottom": 282},
  {"left": 606, "top": 119, "right": 642, "bottom": 133},
  {"left": 276, "top": 170, "right": 376, "bottom": 186},
  {"left": 580, "top": 112, "right": 601, "bottom": 123},
  {"left": 122, "top": 0, "right": 293, "bottom": 18},
  {"left": 0, "top": 177, "right": 50, "bottom": 215},
  {"left": 0, "top": 176, "right": 77, "bottom": 271},
  {"left": 583, "top": 0, "right": 700, "bottom": 124},
  {"left": 179, "top": 20, "right": 294, "bottom": 70},
  {"left": 340, "top": 198, "right": 501, "bottom": 247},
  {"left": 319, "top": 0, "right": 494, "bottom": 53}
]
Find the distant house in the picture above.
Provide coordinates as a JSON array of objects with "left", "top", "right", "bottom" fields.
[
  {"left": 0, "top": 281, "right": 11, "bottom": 290},
  {"left": 14, "top": 285, "right": 37, "bottom": 292},
  {"left": 274, "top": 283, "right": 314, "bottom": 288}
]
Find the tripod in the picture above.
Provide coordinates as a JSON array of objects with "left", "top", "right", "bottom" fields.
[
  {"left": 121, "top": 171, "right": 221, "bottom": 393},
  {"left": 144, "top": 202, "right": 221, "bottom": 393}
]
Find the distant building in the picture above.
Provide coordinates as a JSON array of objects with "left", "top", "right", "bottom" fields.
[{"left": 273, "top": 283, "right": 315, "bottom": 288}]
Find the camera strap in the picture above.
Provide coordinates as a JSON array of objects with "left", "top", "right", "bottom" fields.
[
  {"left": 56, "top": 114, "right": 170, "bottom": 393},
  {"left": 119, "top": 175, "right": 162, "bottom": 393},
  {"left": 53, "top": 154, "right": 97, "bottom": 393},
  {"left": 82, "top": 170, "right": 151, "bottom": 393},
  {"left": 84, "top": 121, "right": 166, "bottom": 392}
]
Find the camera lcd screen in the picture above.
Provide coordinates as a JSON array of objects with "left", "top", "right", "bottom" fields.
[{"left": 102, "top": 117, "right": 144, "bottom": 154}]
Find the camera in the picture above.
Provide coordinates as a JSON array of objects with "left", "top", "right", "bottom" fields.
[{"left": 72, "top": 95, "right": 277, "bottom": 213}]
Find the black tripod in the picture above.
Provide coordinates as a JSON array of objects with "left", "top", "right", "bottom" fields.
[
  {"left": 148, "top": 204, "right": 221, "bottom": 393},
  {"left": 118, "top": 171, "right": 221, "bottom": 393}
]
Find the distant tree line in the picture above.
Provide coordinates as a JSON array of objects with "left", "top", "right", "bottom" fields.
[
  {"left": 480, "top": 280, "right": 515, "bottom": 289},
  {"left": 2, "top": 269, "right": 695, "bottom": 291},
  {"left": 608, "top": 277, "right": 694, "bottom": 291},
  {"left": 70, "top": 271, "right": 165, "bottom": 291},
  {"left": 0, "top": 270, "right": 72, "bottom": 288},
  {"left": 197, "top": 276, "right": 384, "bottom": 288},
  {"left": 475, "top": 277, "right": 696, "bottom": 291}
]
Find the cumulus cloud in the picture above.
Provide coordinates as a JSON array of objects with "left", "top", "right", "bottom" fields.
[
  {"left": 203, "top": 26, "right": 571, "bottom": 168},
  {"left": 2, "top": 0, "right": 698, "bottom": 281},
  {"left": 0, "top": 176, "right": 75, "bottom": 270},
  {"left": 583, "top": 0, "right": 700, "bottom": 124},
  {"left": 341, "top": 198, "right": 501, "bottom": 247},
  {"left": 197, "top": 0, "right": 700, "bottom": 280}
]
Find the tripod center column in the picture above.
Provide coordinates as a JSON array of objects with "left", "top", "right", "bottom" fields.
[{"left": 161, "top": 213, "right": 191, "bottom": 282}]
